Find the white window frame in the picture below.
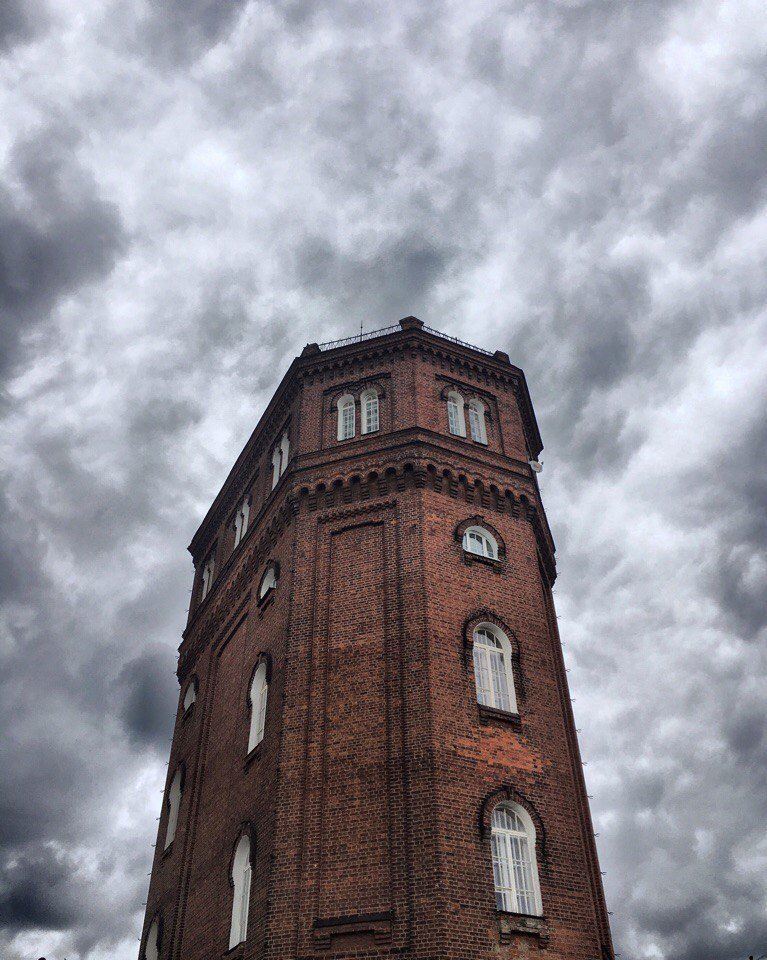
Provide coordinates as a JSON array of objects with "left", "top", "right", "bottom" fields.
[
  {"left": 229, "top": 834, "right": 252, "bottom": 949},
  {"left": 462, "top": 525, "right": 499, "bottom": 560},
  {"left": 144, "top": 917, "right": 160, "bottom": 960},
  {"left": 361, "top": 388, "right": 379, "bottom": 434},
  {"left": 164, "top": 767, "right": 182, "bottom": 850},
  {"left": 248, "top": 662, "right": 268, "bottom": 752},
  {"left": 271, "top": 446, "right": 281, "bottom": 490},
  {"left": 337, "top": 394, "right": 356, "bottom": 440},
  {"left": 490, "top": 802, "right": 543, "bottom": 916},
  {"left": 183, "top": 679, "right": 197, "bottom": 713},
  {"left": 468, "top": 398, "right": 488, "bottom": 444},
  {"left": 233, "top": 497, "right": 250, "bottom": 548},
  {"left": 200, "top": 554, "right": 215, "bottom": 600},
  {"left": 472, "top": 623, "right": 517, "bottom": 713},
  {"left": 447, "top": 390, "right": 466, "bottom": 437}
]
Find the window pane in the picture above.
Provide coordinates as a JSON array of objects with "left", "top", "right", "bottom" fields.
[
  {"left": 447, "top": 399, "right": 460, "bottom": 435},
  {"left": 364, "top": 394, "right": 379, "bottom": 433},
  {"left": 469, "top": 407, "right": 482, "bottom": 441},
  {"left": 341, "top": 402, "right": 355, "bottom": 439},
  {"left": 473, "top": 645, "right": 493, "bottom": 706},
  {"left": 489, "top": 648, "right": 511, "bottom": 711}
]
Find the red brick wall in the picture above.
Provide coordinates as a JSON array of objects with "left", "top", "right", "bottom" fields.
[{"left": 142, "top": 324, "right": 612, "bottom": 960}]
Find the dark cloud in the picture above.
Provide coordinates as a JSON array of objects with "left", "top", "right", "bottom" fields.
[
  {"left": 0, "top": 126, "right": 125, "bottom": 382},
  {"left": 1, "top": 1, "right": 766, "bottom": 958},
  {"left": 0, "top": 846, "right": 78, "bottom": 928},
  {"left": 140, "top": 0, "right": 249, "bottom": 63},
  {"left": 118, "top": 649, "right": 179, "bottom": 747},
  {"left": 0, "top": 0, "right": 47, "bottom": 49}
]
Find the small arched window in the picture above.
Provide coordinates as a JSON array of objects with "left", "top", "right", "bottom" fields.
[
  {"left": 248, "top": 662, "right": 268, "bottom": 752},
  {"left": 144, "top": 916, "right": 161, "bottom": 960},
  {"left": 337, "top": 394, "right": 356, "bottom": 440},
  {"left": 447, "top": 391, "right": 466, "bottom": 437},
  {"left": 200, "top": 553, "right": 215, "bottom": 601},
  {"left": 233, "top": 497, "right": 250, "bottom": 548},
  {"left": 490, "top": 802, "right": 542, "bottom": 916},
  {"left": 473, "top": 624, "right": 517, "bottom": 713},
  {"left": 462, "top": 526, "right": 499, "bottom": 560},
  {"left": 229, "top": 834, "right": 252, "bottom": 949},
  {"left": 361, "top": 389, "right": 379, "bottom": 434},
  {"left": 164, "top": 767, "right": 183, "bottom": 850},
  {"left": 258, "top": 563, "right": 277, "bottom": 600},
  {"left": 468, "top": 398, "right": 488, "bottom": 444},
  {"left": 183, "top": 678, "right": 197, "bottom": 713}
]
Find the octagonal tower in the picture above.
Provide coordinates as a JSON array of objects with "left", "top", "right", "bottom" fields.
[{"left": 140, "top": 316, "right": 613, "bottom": 960}]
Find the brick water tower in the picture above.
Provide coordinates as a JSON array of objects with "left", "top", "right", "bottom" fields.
[{"left": 140, "top": 316, "right": 613, "bottom": 960}]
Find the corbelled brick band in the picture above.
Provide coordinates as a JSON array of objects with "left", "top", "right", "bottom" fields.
[{"left": 141, "top": 317, "right": 613, "bottom": 960}]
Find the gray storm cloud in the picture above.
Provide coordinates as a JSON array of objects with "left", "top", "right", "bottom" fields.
[{"left": 1, "top": 1, "right": 765, "bottom": 958}]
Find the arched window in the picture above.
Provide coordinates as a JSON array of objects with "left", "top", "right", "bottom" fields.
[
  {"left": 447, "top": 391, "right": 466, "bottom": 437},
  {"left": 183, "top": 678, "right": 197, "bottom": 713},
  {"left": 337, "top": 394, "right": 355, "bottom": 440},
  {"left": 229, "top": 834, "right": 252, "bottom": 949},
  {"left": 258, "top": 563, "right": 277, "bottom": 600},
  {"left": 361, "top": 389, "right": 379, "bottom": 434},
  {"left": 490, "top": 802, "right": 542, "bottom": 916},
  {"left": 164, "top": 767, "right": 183, "bottom": 850},
  {"left": 200, "top": 553, "right": 215, "bottom": 600},
  {"left": 271, "top": 431, "right": 290, "bottom": 489},
  {"left": 473, "top": 624, "right": 517, "bottom": 713},
  {"left": 468, "top": 399, "right": 488, "bottom": 444},
  {"left": 144, "top": 916, "right": 161, "bottom": 960},
  {"left": 248, "top": 662, "right": 268, "bottom": 752},
  {"left": 233, "top": 497, "right": 250, "bottom": 548},
  {"left": 280, "top": 432, "right": 290, "bottom": 472},
  {"left": 462, "top": 525, "right": 499, "bottom": 560}
]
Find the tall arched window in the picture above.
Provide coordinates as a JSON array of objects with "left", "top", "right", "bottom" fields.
[
  {"left": 164, "top": 767, "right": 183, "bottom": 849},
  {"left": 183, "top": 678, "right": 197, "bottom": 713},
  {"left": 229, "top": 834, "right": 252, "bottom": 949},
  {"left": 468, "top": 398, "right": 488, "bottom": 444},
  {"left": 337, "top": 394, "right": 355, "bottom": 440},
  {"left": 233, "top": 497, "right": 250, "bottom": 548},
  {"left": 361, "top": 388, "right": 379, "bottom": 434},
  {"left": 490, "top": 802, "right": 542, "bottom": 916},
  {"left": 271, "top": 431, "right": 290, "bottom": 489},
  {"left": 462, "top": 525, "right": 499, "bottom": 559},
  {"left": 447, "top": 391, "right": 466, "bottom": 437},
  {"left": 248, "top": 662, "right": 268, "bottom": 752},
  {"left": 200, "top": 553, "right": 215, "bottom": 600},
  {"left": 144, "top": 916, "right": 160, "bottom": 960},
  {"left": 473, "top": 624, "right": 517, "bottom": 713}
]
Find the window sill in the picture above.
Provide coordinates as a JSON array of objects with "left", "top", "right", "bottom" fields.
[
  {"left": 462, "top": 550, "right": 504, "bottom": 572},
  {"left": 161, "top": 841, "right": 174, "bottom": 860},
  {"left": 478, "top": 704, "right": 521, "bottom": 727},
  {"left": 497, "top": 911, "right": 548, "bottom": 947},
  {"left": 223, "top": 943, "right": 245, "bottom": 958}
]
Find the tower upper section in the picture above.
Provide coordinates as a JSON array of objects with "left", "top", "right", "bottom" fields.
[{"left": 185, "top": 316, "right": 553, "bottom": 639}]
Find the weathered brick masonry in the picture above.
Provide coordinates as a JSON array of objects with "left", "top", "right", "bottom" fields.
[{"left": 141, "top": 316, "right": 613, "bottom": 960}]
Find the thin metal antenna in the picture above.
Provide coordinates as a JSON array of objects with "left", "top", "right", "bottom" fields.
[{"left": 359, "top": 315, "right": 363, "bottom": 338}]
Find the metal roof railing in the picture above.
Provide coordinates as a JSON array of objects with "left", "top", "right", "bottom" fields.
[{"left": 317, "top": 322, "right": 495, "bottom": 357}]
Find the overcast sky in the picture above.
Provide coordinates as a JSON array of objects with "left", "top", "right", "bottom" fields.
[{"left": 1, "top": 1, "right": 766, "bottom": 958}]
